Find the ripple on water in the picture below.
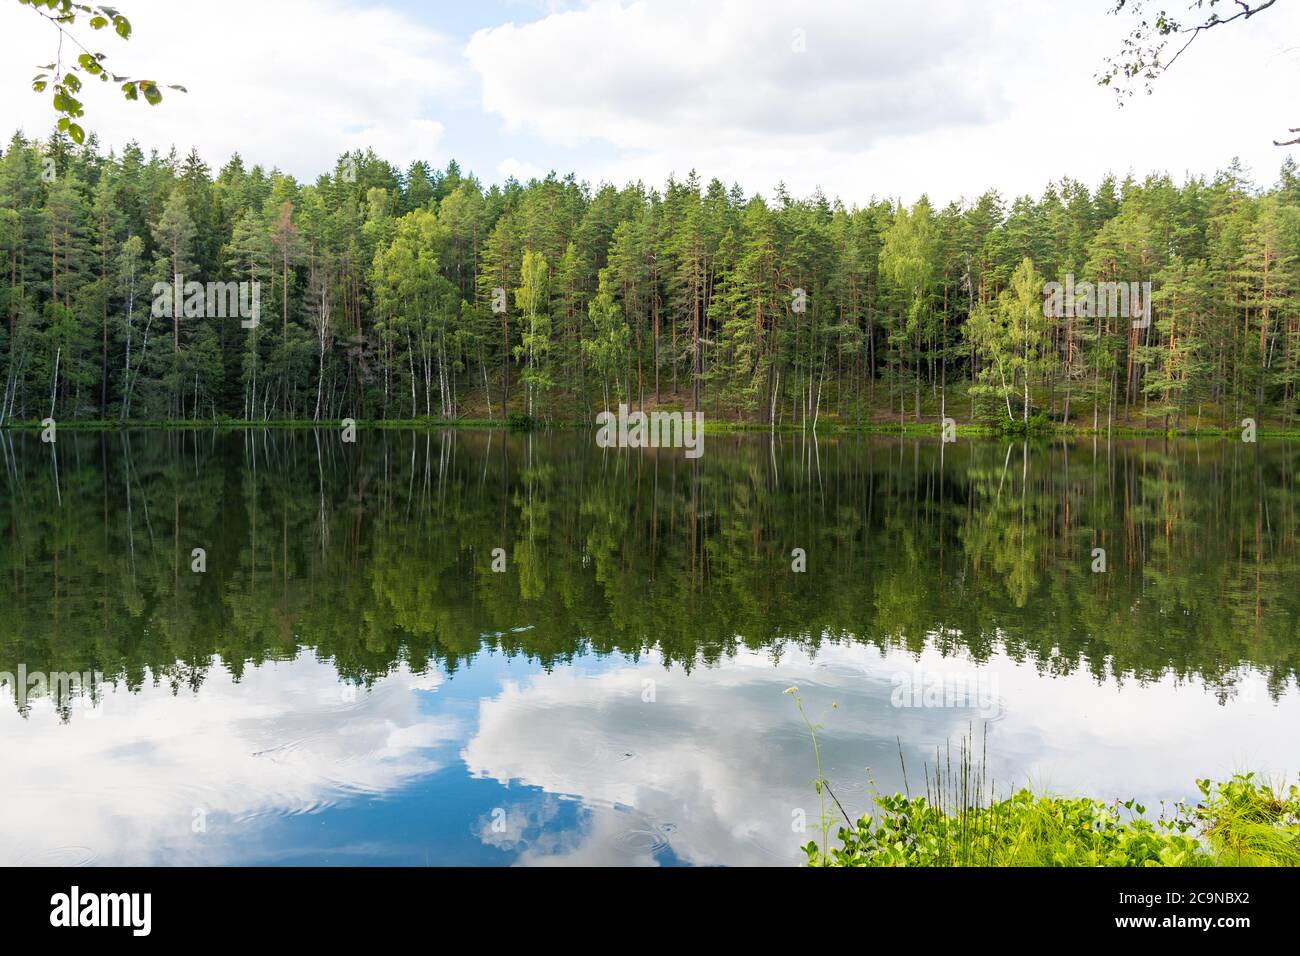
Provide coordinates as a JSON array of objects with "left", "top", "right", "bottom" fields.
[
  {"left": 610, "top": 817, "right": 678, "bottom": 856},
  {"left": 613, "top": 828, "right": 670, "bottom": 855},
  {"left": 249, "top": 735, "right": 326, "bottom": 763},
  {"left": 571, "top": 740, "right": 639, "bottom": 770},
  {"left": 19, "top": 845, "right": 97, "bottom": 867}
]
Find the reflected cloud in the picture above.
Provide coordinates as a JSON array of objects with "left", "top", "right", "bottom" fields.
[
  {"left": 463, "top": 644, "right": 1300, "bottom": 865},
  {"left": 0, "top": 654, "right": 459, "bottom": 865}
]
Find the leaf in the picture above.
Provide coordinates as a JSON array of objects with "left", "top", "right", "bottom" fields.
[{"left": 68, "top": 122, "right": 84, "bottom": 145}]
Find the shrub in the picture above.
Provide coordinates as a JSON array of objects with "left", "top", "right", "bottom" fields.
[{"left": 804, "top": 775, "right": 1300, "bottom": 867}]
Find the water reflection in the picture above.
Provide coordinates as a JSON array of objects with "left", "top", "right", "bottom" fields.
[
  {"left": 0, "top": 430, "right": 1297, "bottom": 865},
  {"left": 0, "top": 654, "right": 454, "bottom": 865},
  {"left": 462, "top": 645, "right": 1298, "bottom": 866}
]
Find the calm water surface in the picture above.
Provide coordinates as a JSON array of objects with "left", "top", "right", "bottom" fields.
[{"left": 1, "top": 429, "right": 1297, "bottom": 865}]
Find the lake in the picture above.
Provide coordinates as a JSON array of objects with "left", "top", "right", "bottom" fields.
[{"left": 1, "top": 428, "right": 1297, "bottom": 866}]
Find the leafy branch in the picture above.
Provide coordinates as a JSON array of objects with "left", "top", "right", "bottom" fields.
[
  {"left": 18, "top": 0, "right": 185, "bottom": 145},
  {"left": 1098, "top": 2, "right": 1278, "bottom": 90}
]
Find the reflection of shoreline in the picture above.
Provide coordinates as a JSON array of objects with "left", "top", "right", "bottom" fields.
[
  {"left": 2, "top": 431, "right": 1298, "bottom": 713},
  {"left": 8, "top": 421, "right": 1300, "bottom": 440}
]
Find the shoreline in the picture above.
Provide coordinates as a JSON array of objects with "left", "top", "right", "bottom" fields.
[{"left": 3, "top": 418, "right": 1299, "bottom": 439}]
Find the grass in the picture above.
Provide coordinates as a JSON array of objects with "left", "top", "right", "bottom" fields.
[
  {"left": 805, "top": 770, "right": 1299, "bottom": 867},
  {"left": 787, "top": 707, "right": 1300, "bottom": 867}
]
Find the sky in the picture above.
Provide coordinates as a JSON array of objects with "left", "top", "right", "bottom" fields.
[{"left": 2, "top": 0, "right": 1298, "bottom": 205}]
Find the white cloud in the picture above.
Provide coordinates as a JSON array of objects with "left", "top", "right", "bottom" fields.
[
  {"left": 498, "top": 156, "right": 548, "bottom": 181},
  {"left": 467, "top": 0, "right": 994, "bottom": 150},
  {"left": 3, "top": 0, "right": 1298, "bottom": 211},
  {"left": 466, "top": 0, "right": 1300, "bottom": 203}
]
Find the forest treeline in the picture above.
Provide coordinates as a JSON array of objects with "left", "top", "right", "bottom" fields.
[{"left": 3, "top": 129, "right": 1300, "bottom": 429}]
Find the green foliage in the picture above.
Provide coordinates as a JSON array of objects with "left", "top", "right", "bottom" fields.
[
  {"left": 3, "top": 131, "right": 1300, "bottom": 432},
  {"left": 16, "top": 0, "right": 185, "bottom": 144},
  {"left": 505, "top": 410, "right": 535, "bottom": 430},
  {"left": 1192, "top": 773, "right": 1300, "bottom": 866},
  {"left": 994, "top": 412, "right": 1053, "bottom": 436},
  {"left": 806, "top": 789, "right": 1211, "bottom": 867},
  {"left": 804, "top": 756, "right": 1299, "bottom": 867}
]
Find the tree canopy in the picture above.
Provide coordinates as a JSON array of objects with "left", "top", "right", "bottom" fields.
[{"left": 3, "top": 131, "right": 1300, "bottom": 431}]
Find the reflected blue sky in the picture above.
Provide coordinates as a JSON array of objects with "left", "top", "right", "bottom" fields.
[{"left": 3, "top": 640, "right": 1296, "bottom": 866}]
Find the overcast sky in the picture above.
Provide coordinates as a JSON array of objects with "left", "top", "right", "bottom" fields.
[{"left": 2, "top": 0, "right": 1297, "bottom": 204}]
